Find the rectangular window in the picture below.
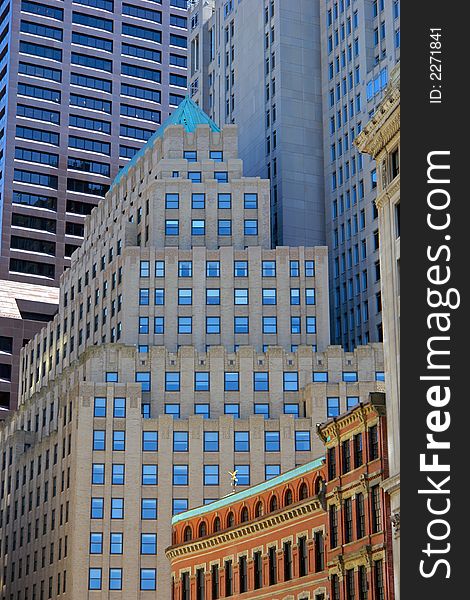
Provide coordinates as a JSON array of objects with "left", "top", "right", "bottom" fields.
[
  {"left": 165, "top": 372, "right": 180, "bottom": 392},
  {"left": 305, "top": 261, "right": 315, "bottom": 276},
  {"left": 92, "top": 430, "right": 105, "bottom": 451},
  {"left": 283, "top": 541, "right": 293, "bottom": 581},
  {"left": 111, "top": 498, "right": 124, "bottom": 519},
  {"left": 90, "top": 532, "right": 103, "bottom": 554},
  {"left": 224, "top": 372, "right": 239, "bottom": 391},
  {"left": 224, "top": 404, "right": 240, "bottom": 418},
  {"left": 195, "top": 403, "right": 210, "bottom": 419},
  {"left": 262, "top": 316, "right": 277, "bottom": 334},
  {"left": 265, "top": 431, "right": 280, "bottom": 452},
  {"left": 91, "top": 464, "right": 104, "bottom": 485},
  {"left": 178, "top": 317, "right": 192, "bottom": 334},
  {"left": 291, "top": 317, "right": 301, "bottom": 334},
  {"left": 295, "top": 431, "right": 311, "bottom": 451},
  {"left": 142, "top": 465, "right": 158, "bottom": 485},
  {"left": 290, "top": 260, "right": 300, "bottom": 277},
  {"left": 206, "top": 317, "right": 220, "bottom": 334},
  {"left": 306, "top": 317, "right": 316, "bottom": 334},
  {"left": 346, "top": 569, "right": 355, "bottom": 600},
  {"left": 203, "top": 465, "right": 219, "bottom": 485},
  {"left": 192, "top": 219, "right": 205, "bottom": 235},
  {"left": 371, "top": 486, "right": 382, "bottom": 532},
  {"left": 218, "top": 219, "right": 232, "bottom": 235},
  {"left": 178, "top": 289, "right": 192, "bottom": 305},
  {"left": 173, "top": 432, "right": 189, "bottom": 452},
  {"left": 91, "top": 498, "right": 104, "bottom": 519},
  {"left": 206, "top": 261, "right": 220, "bottom": 277},
  {"left": 234, "top": 316, "right": 249, "bottom": 333},
  {"left": 329, "top": 505, "right": 338, "bottom": 548},
  {"left": 283, "top": 372, "right": 298, "bottom": 391},
  {"left": 234, "top": 431, "right": 249, "bottom": 452},
  {"left": 262, "top": 288, "right": 277, "bottom": 305},
  {"left": 206, "top": 289, "right": 220, "bottom": 305},
  {"left": 173, "top": 465, "right": 188, "bottom": 486},
  {"left": 244, "top": 220, "right": 258, "bottom": 235},
  {"left": 194, "top": 372, "right": 209, "bottom": 392},
  {"left": 262, "top": 261, "right": 276, "bottom": 277},
  {"left": 344, "top": 497, "right": 353, "bottom": 543},
  {"left": 192, "top": 193, "right": 205, "bottom": 209},
  {"left": 88, "top": 568, "right": 102, "bottom": 590},
  {"left": 342, "top": 440, "right": 351, "bottom": 473},
  {"left": 111, "top": 464, "right": 125, "bottom": 485},
  {"left": 141, "top": 533, "right": 157, "bottom": 555},
  {"left": 234, "top": 261, "right": 248, "bottom": 277},
  {"left": 356, "top": 492, "right": 366, "bottom": 538},
  {"left": 234, "top": 289, "right": 248, "bottom": 305},
  {"left": 255, "top": 404, "right": 270, "bottom": 418},
  {"left": 254, "top": 372, "right": 269, "bottom": 391},
  {"left": 140, "top": 569, "right": 156, "bottom": 591},
  {"left": 203, "top": 431, "right": 219, "bottom": 452},
  {"left": 141, "top": 498, "right": 158, "bottom": 520},
  {"left": 142, "top": 432, "right": 158, "bottom": 451},
  {"left": 154, "top": 317, "right": 164, "bottom": 334},
  {"left": 327, "top": 397, "right": 340, "bottom": 418},
  {"left": 369, "top": 425, "right": 379, "bottom": 460}
]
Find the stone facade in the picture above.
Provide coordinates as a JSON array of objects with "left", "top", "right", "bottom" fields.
[
  {"left": 188, "top": 0, "right": 326, "bottom": 248},
  {"left": 167, "top": 393, "right": 393, "bottom": 600},
  {"left": 355, "top": 65, "right": 400, "bottom": 599},
  {"left": 1, "top": 102, "right": 384, "bottom": 598},
  {"left": 320, "top": 0, "right": 400, "bottom": 350}
]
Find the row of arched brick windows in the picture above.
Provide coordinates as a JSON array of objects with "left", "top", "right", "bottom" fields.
[{"left": 180, "top": 478, "right": 321, "bottom": 544}]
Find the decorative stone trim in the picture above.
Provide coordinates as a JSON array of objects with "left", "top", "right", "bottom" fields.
[{"left": 166, "top": 498, "right": 322, "bottom": 560}]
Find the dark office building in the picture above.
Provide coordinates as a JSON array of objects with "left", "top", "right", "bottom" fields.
[{"left": 0, "top": 0, "right": 188, "bottom": 410}]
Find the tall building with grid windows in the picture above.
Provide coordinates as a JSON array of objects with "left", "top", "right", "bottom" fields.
[
  {"left": 320, "top": 0, "right": 400, "bottom": 349},
  {"left": 187, "top": 0, "right": 326, "bottom": 250},
  {"left": 0, "top": 0, "right": 188, "bottom": 411},
  {"left": 0, "top": 100, "right": 385, "bottom": 597}
]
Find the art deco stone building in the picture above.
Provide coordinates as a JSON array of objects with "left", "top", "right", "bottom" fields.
[
  {"left": 167, "top": 392, "right": 393, "bottom": 600},
  {"left": 0, "top": 99, "right": 384, "bottom": 598},
  {"left": 355, "top": 65, "right": 400, "bottom": 599}
]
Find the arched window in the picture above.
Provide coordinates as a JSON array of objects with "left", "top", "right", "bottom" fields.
[
  {"left": 213, "top": 516, "right": 221, "bottom": 532},
  {"left": 227, "top": 511, "right": 235, "bottom": 528},
  {"left": 269, "top": 495, "right": 278, "bottom": 512},
  {"left": 255, "top": 501, "right": 264, "bottom": 518},
  {"left": 299, "top": 482, "right": 309, "bottom": 500},
  {"left": 240, "top": 506, "right": 249, "bottom": 522},
  {"left": 183, "top": 526, "right": 192, "bottom": 542},
  {"left": 198, "top": 521, "right": 207, "bottom": 537},
  {"left": 285, "top": 489, "right": 293, "bottom": 506}
]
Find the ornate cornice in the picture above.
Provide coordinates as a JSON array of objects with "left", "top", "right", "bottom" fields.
[
  {"left": 166, "top": 498, "right": 322, "bottom": 560},
  {"left": 355, "top": 82, "right": 400, "bottom": 159},
  {"left": 319, "top": 402, "right": 380, "bottom": 444}
]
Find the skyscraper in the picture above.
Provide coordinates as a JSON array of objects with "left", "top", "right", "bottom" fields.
[
  {"left": 187, "top": 0, "right": 326, "bottom": 249},
  {"left": 188, "top": 0, "right": 400, "bottom": 351},
  {"left": 0, "top": 99, "right": 384, "bottom": 597},
  {"left": 320, "top": 0, "right": 400, "bottom": 349},
  {"left": 0, "top": 0, "right": 188, "bottom": 410}
]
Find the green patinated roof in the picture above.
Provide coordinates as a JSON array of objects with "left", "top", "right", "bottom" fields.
[
  {"left": 110, "top": 96, "right": 220, "bottom": 191},
  {"left": 171, "top": 456, "right": 325, "bottom": 526}
]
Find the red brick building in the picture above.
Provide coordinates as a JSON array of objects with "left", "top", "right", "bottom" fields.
[{"left": 166, "top": 392, "right": 394, "bottom": 600}]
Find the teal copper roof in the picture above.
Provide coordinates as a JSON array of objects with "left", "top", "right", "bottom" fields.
[
  {"left": 171, "top": 456, "right": 325, "bottom": 526},
  {"left": 110, "top": 96, "right": 220, "bottom": 191}
]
